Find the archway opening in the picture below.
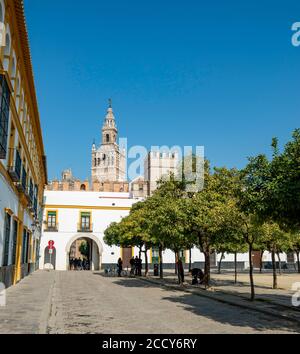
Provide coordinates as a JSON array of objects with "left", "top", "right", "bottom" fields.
[{"left": 68, "top": 237, "right": 100, "bottom": 271}]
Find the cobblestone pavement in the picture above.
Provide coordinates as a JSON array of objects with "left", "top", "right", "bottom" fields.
[{"left": 0, "top": 271, "right": 299, "bottom": 334}]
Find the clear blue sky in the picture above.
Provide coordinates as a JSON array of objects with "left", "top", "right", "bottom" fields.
[{"left": 24, "top": 0, "right": 300, "bottom": 181}]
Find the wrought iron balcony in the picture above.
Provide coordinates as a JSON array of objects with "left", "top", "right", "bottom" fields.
[
  {"left": 7, "top": 148, "right": 22, "bottom": 182},
  {"left": 25, "top": 178, "right": 34, "bottom": 204},
  {"left": 16, "top": 167, "right": 27, "bottom": 193},
  {"left": 77, "top": 223, "right": 93, "bottom": 233},
  {"left": 44, "top": 223, "right": 59, "bottom": 232}
]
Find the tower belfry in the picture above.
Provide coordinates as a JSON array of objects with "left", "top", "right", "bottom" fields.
[
  {"left": 91, "top": 101, "right": 126, "bottom": 183},
  {"left": 102, "top": 100, "right": 117, "bottom": 145}
]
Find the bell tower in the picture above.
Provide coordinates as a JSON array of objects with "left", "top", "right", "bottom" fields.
[
  {"left": 102, "top": 99, "right": 117, "bottom": 145},
  {"left": 91, "top": 100, "right": 126, "bottom": 183}
]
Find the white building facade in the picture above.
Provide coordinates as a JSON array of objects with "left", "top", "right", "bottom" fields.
[
  {"left": 40, "top": 190, "right": 210, "bottom": 271},
  {"left": 0, "top": 0, "right": 47, "bottom": 288}
]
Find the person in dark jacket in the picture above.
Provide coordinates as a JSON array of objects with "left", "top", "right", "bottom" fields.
[
  {"left": 134, "top": 256, "right": 139, "bottom": 276},
  {"left": 138, "top": 257, "right": 142, "bottom": 276},
  {"left": 117, "top": 258, "right": 123, "bottom": 277},
  {"left": 130, "top": 257, "right": 135, "bottom": 275}
]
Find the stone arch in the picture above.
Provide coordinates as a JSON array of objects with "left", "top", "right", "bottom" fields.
[{"left": 65, "top": 233, "right": 103, "bottom": 271}]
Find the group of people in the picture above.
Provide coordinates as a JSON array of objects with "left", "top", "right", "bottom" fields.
[
  {"left": 130, "top": 256, "right": 142, "bottom": 276},
  {"left": 116, "top": 256, "right": 143, "bottom": 277},
  {"left": 69, "top": 257, "right": 90, "bottom": 271}
]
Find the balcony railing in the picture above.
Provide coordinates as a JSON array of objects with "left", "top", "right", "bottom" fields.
[
  {"left": 25, "top": 178, "right": 34, "bottom": 204},
  {"left": 33, "top": 197, "right": 38, "bottom": 216},
  {"left": 44, "top": 223, "right": 59, "bottom": 232},
  {"left": 7, "top": 148, "right": 22, "bottom": 182},
  {"left": 16, "top": 166, "right": 27, "bottom": 193},
  {"left": 77, "top": 223, "right": 93, "bottom": 233}
]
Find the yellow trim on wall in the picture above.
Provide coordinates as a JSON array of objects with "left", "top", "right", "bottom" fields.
[
  {"left": 185, "top": 250, "right": 189, "bottom": 264},
  {"left": 149, "top": 248, "right": 152, "bottom": 264},
  {"left": 46, "top": 209, "right": 58, "bottom": 228},
  {"left": 13, "top": 203, "right": 24, "bottom": 284},
  {"left": 45, "top": 204, "right": 131, "bottom": 211},
  {"left": 4, "top": 208, "right": 14, "bottom": 216},
  {"left": 78, "top": 210, "right": 92, "bottom": 231}
]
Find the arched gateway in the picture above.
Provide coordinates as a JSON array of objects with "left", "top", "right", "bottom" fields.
[{"left": 65, "top": 234, "right": 103, "bottom": 271}]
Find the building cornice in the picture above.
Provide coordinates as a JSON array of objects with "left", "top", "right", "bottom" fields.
[{"left": 44, "top": 204, "right": 131, "bottom": 211}]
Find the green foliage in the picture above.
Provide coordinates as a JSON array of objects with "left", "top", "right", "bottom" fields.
[{"left": 79, "top": 241, "right": 89, "bottom": 258}]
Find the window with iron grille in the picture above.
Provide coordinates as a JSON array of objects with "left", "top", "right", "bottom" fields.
[
  {"left": 47, "top": 211, "right": 57, "bottom": 229},
  {"left": 11, "top": 219, "right": 18, "bottom": 265},
  {"left": 0, "top": 74, "right": 11, "bottom": 159},
  {"left": 21, "top": 229, "right": 29, "bottom": 264},
  {"left": 2, "top": 213, "right": 11, "bottom": 266},
  {"left": 80, "top": 212, "right": 91, "bottom": 230}
]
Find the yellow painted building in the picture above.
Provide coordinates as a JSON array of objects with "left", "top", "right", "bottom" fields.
[{"left": 0, "top": 0, "right": 47, "bottom": 287}]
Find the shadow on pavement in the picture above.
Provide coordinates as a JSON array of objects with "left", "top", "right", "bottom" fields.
[
  {"left": 94, "top": 272, "right": 300, "bottom": 333},
  {"left": 160, "top": 292, "right": 300, "bottom": 333}
]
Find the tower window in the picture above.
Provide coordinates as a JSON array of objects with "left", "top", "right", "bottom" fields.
[{"left": 106, "top": 134, "right": 110, "bottom": 143}]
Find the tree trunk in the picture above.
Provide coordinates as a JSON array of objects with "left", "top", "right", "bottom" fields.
[
  {"left": 144, "top": 248, "right": 149, "bottom": 277},
  {"left": 234, "top": 252, "right": 237, "bottom": 284},
  {"left": 189, "top": 248, "right": 192, "bottom": 272},
  {"left": 259, "top": 251, "right": 264, "bottom": 273},
  {"left": 176, "top": 253, "right": 183, "bottom": 285},
  {"left": 159, "top": 245, "right": 163, "bottom": 279},
  {"left": 138, "top": 246, "right": 142, "bottom": 260},
  {"left": 248, "top": 244, "right": 255, "bottom": 301},
  {"left": 204, "top": 249, "right": 210, "bottom": 288},
  {"left": 175, "top": 252, "right": 178, "bottom": 275},
  {"left": 271, "top": 250, "right": 277, "bottom": 289},
  {"left": 277, "top": 252, "right": 282, "bottom": 275},
  {"left": 296, "top": 252, "right": 300, "bottom": 274},
  {"left": 218, "top": 252, "right": 224, "bottom": 274}
]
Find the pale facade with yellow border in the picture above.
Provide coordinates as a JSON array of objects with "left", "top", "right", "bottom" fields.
[
  {"left": 0, "top": 0, "right": 47, "bottom": 288},
  {"left": 40, "top": 190, "right": 195, "bottom": 271}
]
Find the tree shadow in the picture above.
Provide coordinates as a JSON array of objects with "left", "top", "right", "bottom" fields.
[
  {"left": 93, "top": 273, "right": 300, "bottom": 333},
  {"left": 160, "top": 292, "right": 300, "bottom": 333}
]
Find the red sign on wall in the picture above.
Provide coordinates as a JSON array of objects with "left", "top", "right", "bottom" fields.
[{"left": 48, "top": 240, "right": 55, "bottom": 249}]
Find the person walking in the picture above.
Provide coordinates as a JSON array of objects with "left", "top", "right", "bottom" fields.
[
  {"left": 134, "top": 256, "right": 139, "bottom": 276},
  {"left": 138, "top": 257, "right": 142, "bottom": 276},
  {"left": 130, "top": 257, "right": 135, "bottom": 276},
  {"left": 78, "top": 258, "right": 82, "bottom": 271},
  {"left": 117, "top": 258, "right": 123, "bottom": 277},
  {"left": 69, "top": 257, "right": 73, "bottom": 271}
]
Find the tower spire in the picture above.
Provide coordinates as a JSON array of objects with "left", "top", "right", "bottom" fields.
[{"left": 108, "top": 98, "right": 112, "bottom": 109}]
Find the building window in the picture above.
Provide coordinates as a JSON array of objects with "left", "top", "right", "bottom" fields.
[
  {"left": 0, "top": 74, "right": 11, "bottom": 159},
  {"left": 106, "top": 134, "right": 109, "bottom": 143},
  {"left": 47, "top": 211, "right": 57, "bottom": 230},
  {"left": 79, "top": 212, "right": 91, "bottom": 231},
  {"left": 11, "top": 219, "right": 18, "bottom": 265},
  {"left": 21, "top": 229, "right": 29, "bottom": 264},
  {"left": 2, "top": 213, "right": 11, "bottom": 266}
]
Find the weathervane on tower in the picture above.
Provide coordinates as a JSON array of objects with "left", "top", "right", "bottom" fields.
[{"left": 108, "top": 98, "right": 112, "bottom": 108}]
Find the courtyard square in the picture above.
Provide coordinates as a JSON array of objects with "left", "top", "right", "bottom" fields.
[{"left": 0, "top": 270, "right": 299, "bottom": 334}]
